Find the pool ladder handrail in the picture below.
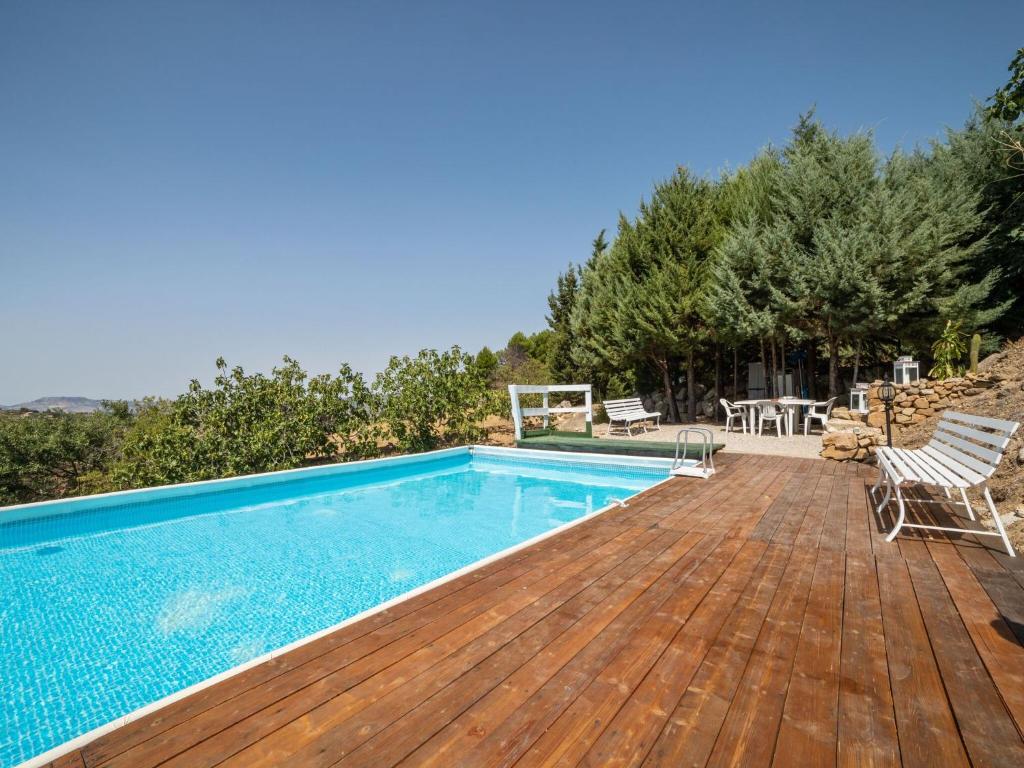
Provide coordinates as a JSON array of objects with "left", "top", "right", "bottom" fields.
[{"left": 671, "top": 427, "right": 715, "bottom": 479}]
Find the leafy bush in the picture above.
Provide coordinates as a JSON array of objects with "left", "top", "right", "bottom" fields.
[
  {"left": 372, "top": 347, "right": 499, "bottom": 453},
  {"left": 1, "top": 347, "right": 519, "bottom": 504},
  {"left": 113, "top": 357, "right": 376, "bottom": 488},
  {"left": 929, "top": 320, "right": 968, "bottom": 379},
  {"left": 0, "top": 404, "right": 132, "bottom": 505}
]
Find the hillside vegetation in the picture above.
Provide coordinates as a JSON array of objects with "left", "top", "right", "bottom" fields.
[{"left": 0, "top": 351, "right": 501, "bottom": 506}]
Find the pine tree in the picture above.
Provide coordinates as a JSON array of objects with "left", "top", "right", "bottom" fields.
[
  {"left": 571, "top": 170, "right": 721, "bottom": 421},
  {"left": 935, "top": 110, "right": 1023, "bottom": 338},
  {"left": 546, "top": 264, "right": 582, "bottom": 382},
  {"left": 712, "top": 115, "right": 1006, "bottom": 396}
]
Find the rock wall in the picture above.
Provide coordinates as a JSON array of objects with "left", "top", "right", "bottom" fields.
[
  {"left": 820, "top": 371, "right": 999, "bottom": 462},
  {"left": 642, "top": 385, "right": 718, "bottom": 420}
]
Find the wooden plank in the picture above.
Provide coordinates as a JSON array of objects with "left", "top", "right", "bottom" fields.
[
  {"left": 459, "top": 536, "right": 751, "bottom": 768},
  {"left": 49, "top": 751, "right": 87, "bottom": 768},
  {"left": 393, "top": 534, "right": 729, "bottom": 767},
  {"left": 816, "top": 470, "right": 850, "bottom": 553},
  {"left": 836, "top": 554, "right": 901, "bottom": 767},
  {"left": 875, "top": 557, "right": 969, "bottom": 767},
  {"left": 772, "top": 549, "right": 845, "bottom": 766},
  {"left": 793, "top": 471, "right": 840, "bottom": 549},
  {"left": 844, "top": 473, "right": 877, "bottom": 560},
  {"left": 658, "top": 459, "right": 784, "bottom": 536},
  {"left": 905, "top": 556, "right": 1024, "bottom": 765},
  {"left": 640, "top": 542, "right": 798, "bottom": 768},
  {"left": 928, "top": 544, "right": 1024, "bottom": 735},
  {"left": 566, "top": 541, "right": 770, "bottom": 768},
  {"left": 336, "top": 531, "right": 714, "bottom": 767},
  {"left": 702, "top": 546, "right": 820, "bottom": 767},
  {"left": 972, "top": 567, "right": 1024, "bottom": 645},
  {"left": 724, "top": 462, "right": 798, "bottom": 540},
  {"left": 766, "top": 469, "right": 830, "bottom": 547},
  {"left": 749, "top": 465, "right": 820, "bottom": 542}
]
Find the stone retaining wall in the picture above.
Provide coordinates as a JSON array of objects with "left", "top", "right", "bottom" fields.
[{"left": 820, "top": 371, "right": 997, "bottom": 462}]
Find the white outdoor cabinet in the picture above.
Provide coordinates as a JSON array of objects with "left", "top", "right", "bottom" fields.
[
  {"left": 849, "top": 385, "right": 869, "bottom": 413},
  {"left": 893, "top": 357, "right": 920, "bottom": 386}
]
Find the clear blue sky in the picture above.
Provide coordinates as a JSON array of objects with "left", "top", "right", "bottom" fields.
[{"left": 1, "top": 0, "right": 1021, "bottom": 403}]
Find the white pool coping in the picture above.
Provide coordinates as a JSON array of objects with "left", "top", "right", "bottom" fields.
[{"left": 8, "top": 445, "right": 677, "bottom": 768}]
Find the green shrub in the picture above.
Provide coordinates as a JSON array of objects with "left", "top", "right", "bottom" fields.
[
  {"left": 0, "top": 406, "right": 131, "bottom": 505},
  {"left": 929, "top": 320, "right": 968, "bottom": 379},
  {"left": 113, "top": 357, "right": 376, "bottom": 488},
  {"left": 372, "top": 346, "right": 499, "bottom": 453}
]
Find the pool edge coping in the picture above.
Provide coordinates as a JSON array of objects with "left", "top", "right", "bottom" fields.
[
  {"left": 11, "top": 445, "right": 677, "bottom": 768},
  {"left": 0, "top": 446, "right": 473, "bottom": 523}
]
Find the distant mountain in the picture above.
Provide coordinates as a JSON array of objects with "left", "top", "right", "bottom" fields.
[{"left": 0, "top": 396, "right": 107, "bottom": 413}]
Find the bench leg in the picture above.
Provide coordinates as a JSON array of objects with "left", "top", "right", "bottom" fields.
[
  {"left": 876, "top": 477, "right": 892, "bottom": 516},
  {"left": 983, "top": 485, "right": 1016, "bottom": 557},
  {"left": 871, "top": 467, "right": 882, "bottom": 494},
  {"left": 958, "top": 488, "right": 975, "bottom": 522},
  {"left": 871, "top": 467, "right": 892, "bottom": 514},
  {"left": 885, "top": 484, "right": 907, "bottom": 542}
]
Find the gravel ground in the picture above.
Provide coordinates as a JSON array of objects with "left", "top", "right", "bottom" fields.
[{"left": 594, "top": 421, "right": 825, "bottom": 459}]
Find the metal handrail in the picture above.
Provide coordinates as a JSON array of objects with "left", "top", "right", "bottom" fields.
[{"left": 672, "top": 427, "right": 715, "bottom": 478}]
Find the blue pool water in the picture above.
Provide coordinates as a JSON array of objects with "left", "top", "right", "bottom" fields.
[{"left": 0, "top": 448, "right": 665, "bottom": 767}]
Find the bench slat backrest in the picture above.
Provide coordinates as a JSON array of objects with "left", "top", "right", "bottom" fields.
[
  {"left": 939, "top": 419, "right": 1013, "bottom": 450},
  {"left": 945, "top": 410, "right": 1020, "bottom": 433},
  {"left": 604, "top": 398, "right": 645, "bottom": 408},
  {"left": 924, "top": 411, "right": 1020, "bottom": 481},
  {"left": 603, "top": 398, "right": 649, "bottom": 418}
]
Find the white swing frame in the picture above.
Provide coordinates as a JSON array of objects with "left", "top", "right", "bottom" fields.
[{"left": 508, "top": 384, "right": 593, "bottom": 441}]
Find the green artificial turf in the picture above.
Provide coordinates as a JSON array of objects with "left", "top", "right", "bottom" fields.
[{"left": 515, "top": 433, "right": 723, "bottom": 459}]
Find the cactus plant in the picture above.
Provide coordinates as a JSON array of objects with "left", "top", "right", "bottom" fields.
[{"left": 969, "top": 333, "right": 981, "bottom": 373}]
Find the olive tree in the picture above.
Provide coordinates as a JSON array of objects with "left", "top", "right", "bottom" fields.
[
  {"left": 114, "top": 357, "right": 375, "bottom": 487},
  {"left": 371, "top": 346, "right": 498, "bottom": 453}
]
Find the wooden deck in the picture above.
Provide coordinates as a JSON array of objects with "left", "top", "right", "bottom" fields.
[{"left": 50, "top": 453, "right": 1024, "bottom": 768}]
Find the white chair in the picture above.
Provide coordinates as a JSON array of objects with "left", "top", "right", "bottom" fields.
[
  {"left": 758, "top": 402, "right": 784, "bottom": 436},
  {"left": 720, "top": 399, "right": 747, "bottom": 434},
  {"left": 803, "top": 396, "right": 838, "bottom": 435}
]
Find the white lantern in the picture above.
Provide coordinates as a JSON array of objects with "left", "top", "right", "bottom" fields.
[
  {"left": 849, "top": 384, "right": 869, "bottom": 413},
  {"left": 893, "top": 357, "right": 920, "bottom": 386}
]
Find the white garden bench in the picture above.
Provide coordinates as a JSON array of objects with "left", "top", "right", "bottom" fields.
[
  {"left": 871, "top": 411, "right": 1021, "bottom": 556},
  {"left": 603, "top": 398, "right": 662, "bottom": 436}
]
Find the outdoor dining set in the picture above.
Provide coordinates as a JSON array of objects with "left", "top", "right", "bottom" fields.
[{"left": 720, "top": 396, "right": 838, "bottom": 436}]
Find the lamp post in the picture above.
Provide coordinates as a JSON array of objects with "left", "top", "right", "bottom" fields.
[{"left": 879, "top": 375, "right": 896, "bottom": 449}]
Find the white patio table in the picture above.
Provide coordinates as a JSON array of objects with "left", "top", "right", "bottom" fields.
[{"left": 734, "top": 398, "right": 814, "bottom": 436}]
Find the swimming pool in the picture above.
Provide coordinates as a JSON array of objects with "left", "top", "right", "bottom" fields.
[{"left": 0, "top": 446, "right": 670, "bottom": 767}]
